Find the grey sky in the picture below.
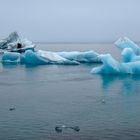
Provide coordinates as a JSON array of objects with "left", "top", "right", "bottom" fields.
[{"left": 0, "top": 0, "right": 140, "bottom": 42}]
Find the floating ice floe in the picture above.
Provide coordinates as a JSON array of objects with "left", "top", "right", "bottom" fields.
[
  {"left": 0, "top": 32, "right": 101, "bottom": 65},
  {"left": 115, "top": 37, "right": 140, "bottom": 55},
  {"left": 91, "top": 54, "right": 140, "bottom": 74}
]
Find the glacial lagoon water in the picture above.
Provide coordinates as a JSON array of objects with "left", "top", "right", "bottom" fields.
[{"left": 0, "top": 44, "right": 140, "bottom": 140}]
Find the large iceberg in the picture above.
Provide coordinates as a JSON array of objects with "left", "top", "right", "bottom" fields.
[
  {"left": 58, "top": 51, "right": 101, "bottom": 63},
  {"left": 115, "top": 37, "right": 140, "bottom": 55},
  {"left": 0, "top": 32, "right": 101, "bottom": 65},
  {"left": 91, "top": 54, "right": 140, "bottom": 74}
]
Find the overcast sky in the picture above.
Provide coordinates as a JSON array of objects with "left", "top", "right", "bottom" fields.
[{"left": 0, "top": 0, "right": 140, "bottom": 43}]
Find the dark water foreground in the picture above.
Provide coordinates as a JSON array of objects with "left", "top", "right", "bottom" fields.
[{"left": 0, "top": 44, "right": 140, "bottom": 140}]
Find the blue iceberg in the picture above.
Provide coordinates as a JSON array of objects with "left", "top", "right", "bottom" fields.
[
  {"left": 115, "top": 37, "right": 140, "bottom": 55},
  {"left": 91, "top": 37, "right": 140, "bottom": 74},
  {"left": 1, "top": 50, "right": 80, "bottom": 65},
  {"left": 91, "top": 54, "right": 140, "bottom": 74}
]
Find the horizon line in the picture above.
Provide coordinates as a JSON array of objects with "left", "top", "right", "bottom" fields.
[{"left": 34, "top": 41, "right": 140, "bottom": 44}]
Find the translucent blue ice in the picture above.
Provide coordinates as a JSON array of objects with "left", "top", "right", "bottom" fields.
[
  {"left": 91, "top": 54, "right": 140, "bottom": 74},
  {"left": 24, "top": 50, "right": 79, "bottom": 65},
  {"left": 23, "top": 50, "right": 50, "bottom": 65},
  {"left": 2, "top": 52, "right": 21, "bottom": 63},
  {"left": 58, "top": 51, "right": 101, "bottom": 63},
  {"left": 1, "top": 50, "right": 80, "bottom": 65},
  {"left": 122, "top": 48, "right": 140, "bottom": 62},
  {"left": 115, "top": 37, "right": 140, "bottom": 55}
]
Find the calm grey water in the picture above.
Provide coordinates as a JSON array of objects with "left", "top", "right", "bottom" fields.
[{"left": 0, "top": 44, "right": 140, "bottom": 140}]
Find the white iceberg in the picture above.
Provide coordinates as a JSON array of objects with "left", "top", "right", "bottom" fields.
[
  {"left": 115, "top": 37, "right": 140, "bottom": 55},
  {"left": 91, "top": 54, "right": 140, "bottom": 74},
  {"left": 58, "top": 51, "right": 101, "bottom": 63}
]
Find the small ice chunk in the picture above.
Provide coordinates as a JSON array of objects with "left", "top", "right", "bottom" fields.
[
  {"left": 9, "top": 107, "right": 15, "bottom": 111},
  {"left": 101, "top": 99, "right": 106, "bottom": 104},
  {"left": 55, "top": 125, "right": 80, "bottom": 133}
]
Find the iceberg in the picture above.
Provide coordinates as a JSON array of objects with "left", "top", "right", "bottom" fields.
[
  {"left": 115, "top": 37, "right": 140, "bottom": 55},
  {"left": 0, "top": 32, "right": 101, "bottom": 65},
  {"left": 58, "top": 51, "right": 101, "bottom": 63},
  {"left": 91, "top": 54, "right": 140, "bottom": 74}
]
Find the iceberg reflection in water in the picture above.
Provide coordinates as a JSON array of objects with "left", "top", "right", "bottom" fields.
[{"left": 99, "top": 74, "right": 140, "bottom": 96}]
